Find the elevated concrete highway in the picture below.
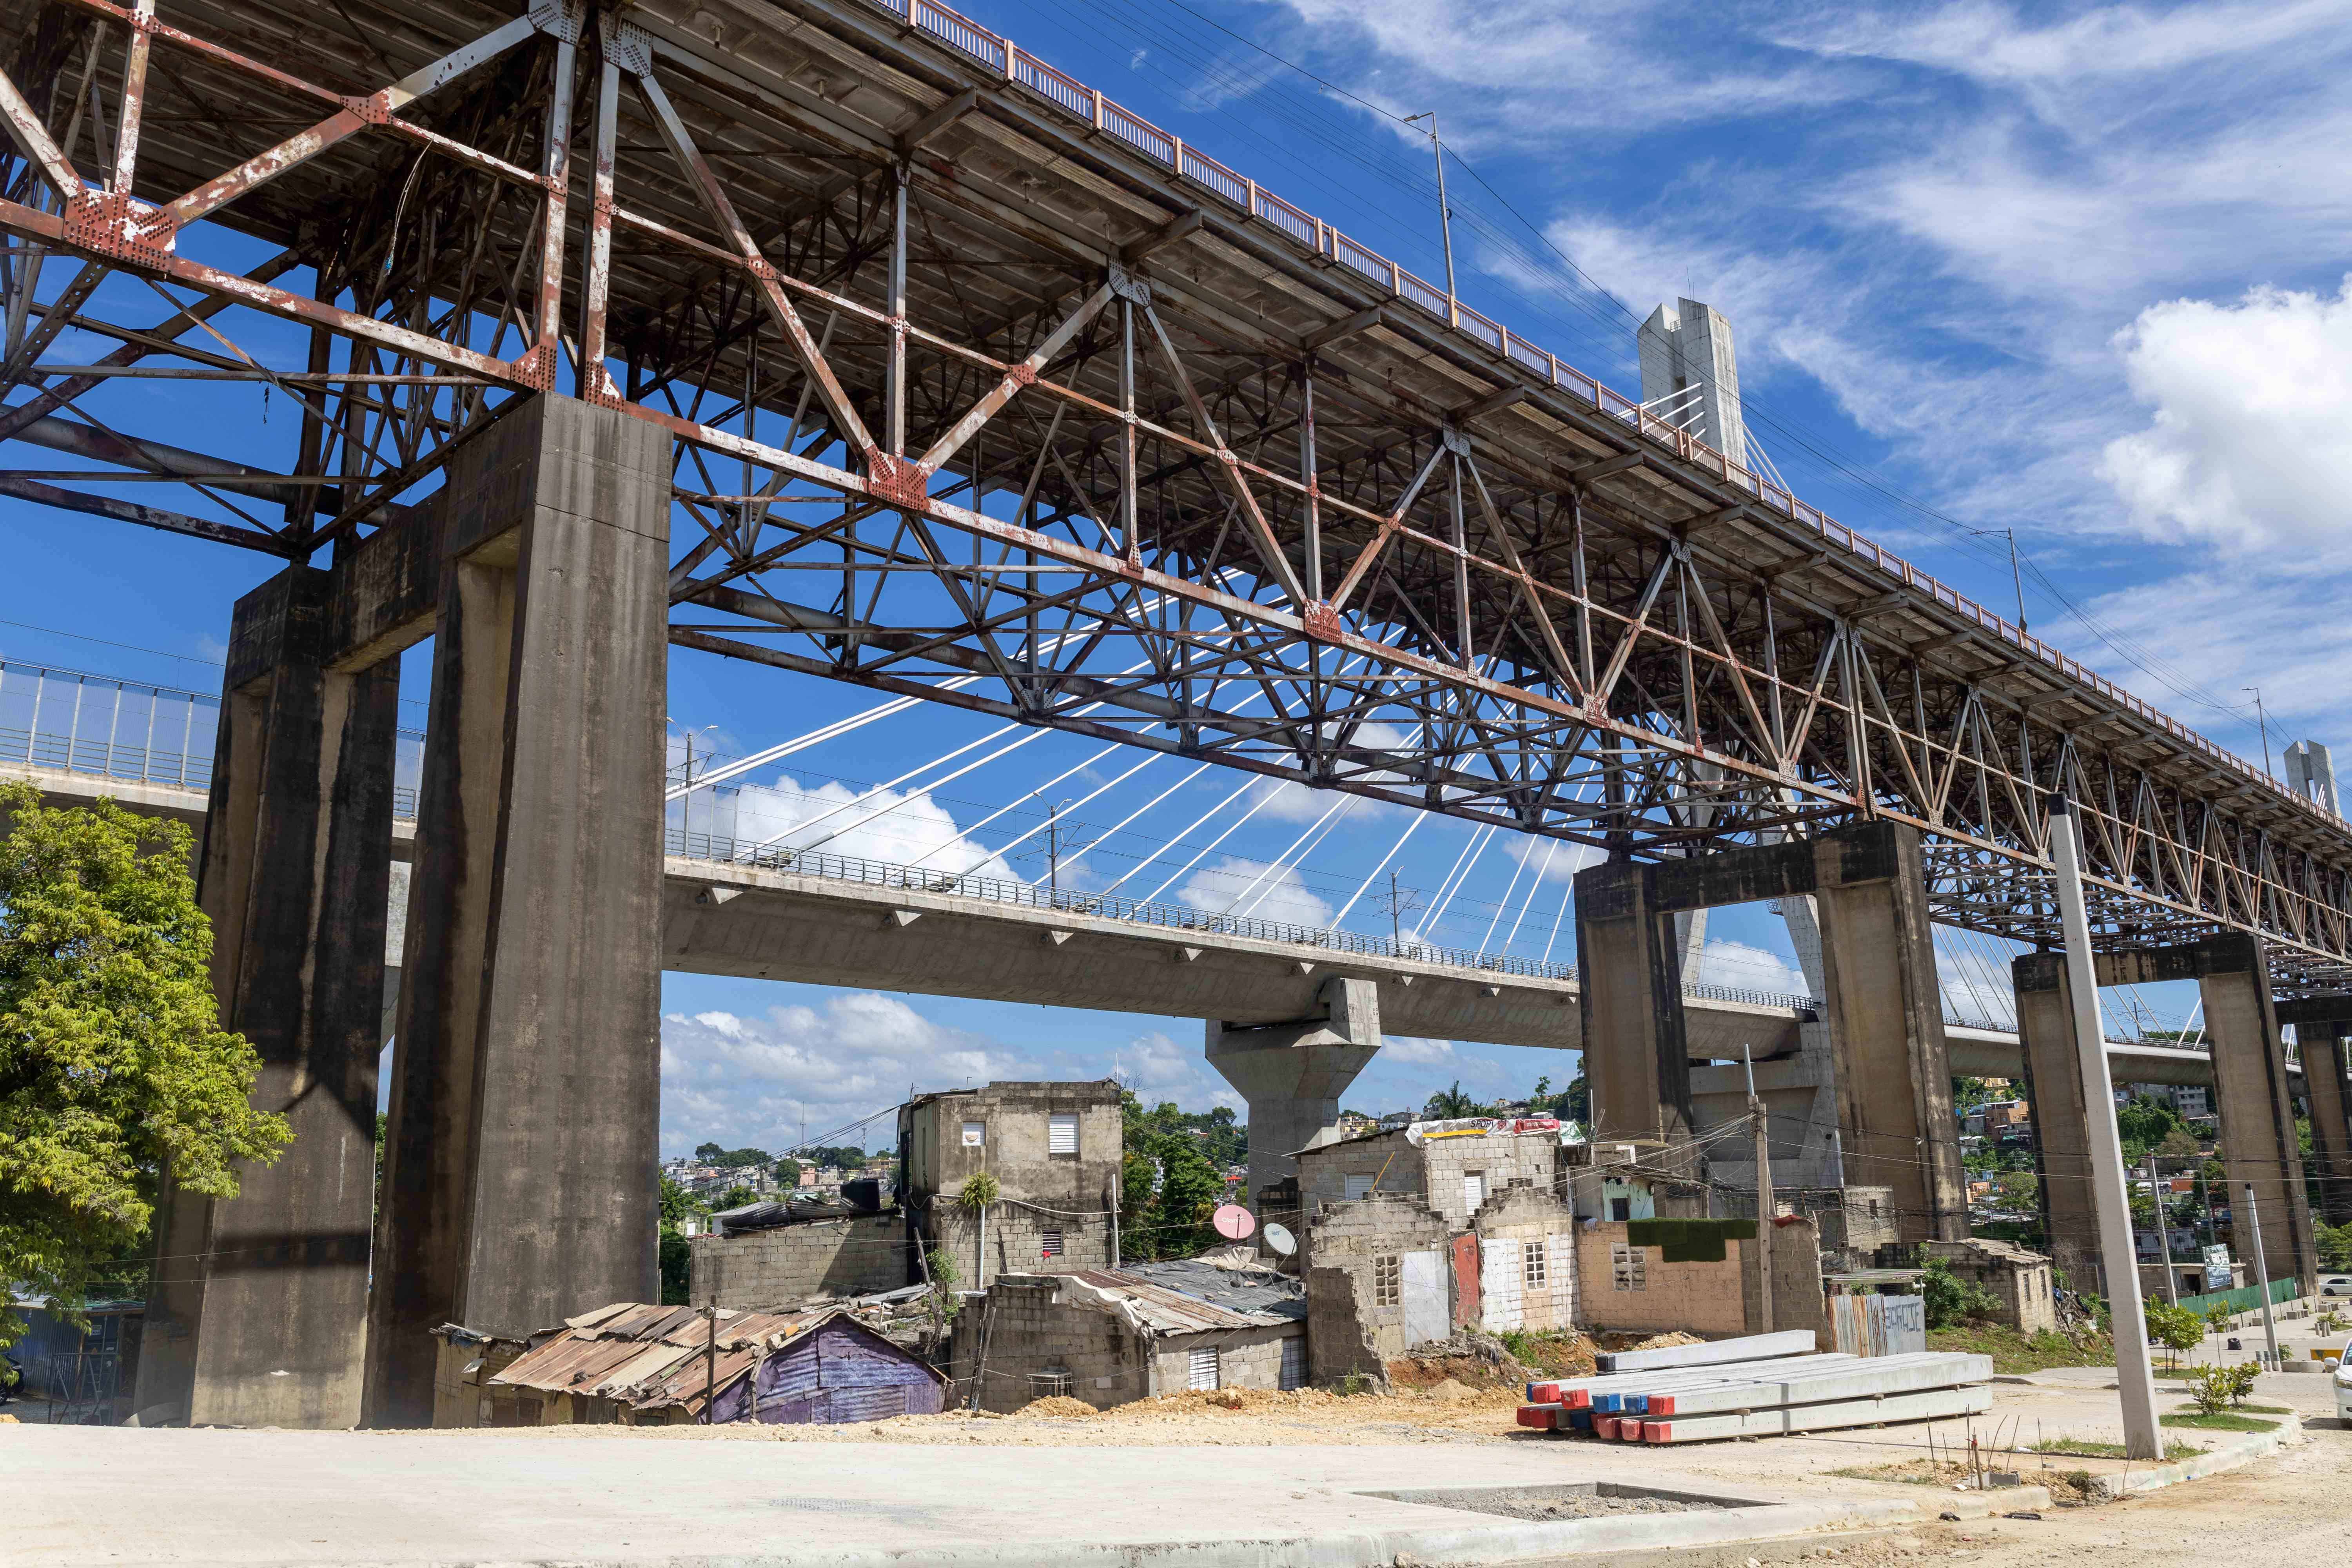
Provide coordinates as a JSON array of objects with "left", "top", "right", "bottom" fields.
[{"left": 5, "top": 749, "right": 2268, "bottom": 1090}]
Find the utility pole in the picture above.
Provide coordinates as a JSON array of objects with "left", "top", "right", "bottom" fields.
[
  {"left": 1400, "top": 111, "right": 1458, "bottom": 314},
  {"left": 2245, "top": 1182, "right": 2280, "bottom": 1367},
  {"left": 1969, "top": 527, "right": 2029, "bottom": 637},
  {"left": 701, "top": 1303, "right": 717, "bottom": 1423},
  {"left": 2243, "top": 687, "right": 2274, "bottom": 780},
  {"left": 1744, "top": 1043, "right": 1774, "bottom": 1335},
  {"left": 2147, "top": 1156, "right": 2179, "bottom": 1306},
  {"left": 2049, "top": 798, "right": 2162, "bottom": 1459},
  {"left": 1377, "top": 870, "right": 1422, "bottom": 947}
]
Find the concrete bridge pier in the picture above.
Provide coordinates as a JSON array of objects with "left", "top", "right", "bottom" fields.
[
  {"left": 2013, "top": 951, "right": 2103, "bottom": 1288},
  {"left": 2107, "top": 936, "right": 2315, "bottom": 1293},
  {"left": 1576, "top": 821, "right": 1966, "bottom": 1237},
  {"left": 2300, "top": 1024, "right": 2352, "bottom": 1226},
  {"left": 135, "top": 570, "right": 401, "bottom": 1430},
  {"left": 361, "top": 397, "right": 672, "bottom": 1427},
  {"left": 1207, "top": 976, "right": 1381, "bottom": 1217}
]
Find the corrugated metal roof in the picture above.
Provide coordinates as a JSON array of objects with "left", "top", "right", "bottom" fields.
[{"left": 1065, "top": 1263, "right": 1304, "bottom": 1334}]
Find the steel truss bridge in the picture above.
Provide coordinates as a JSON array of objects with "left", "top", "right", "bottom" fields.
[{"left": 2, "top": 0, "right": 2349, "bottom": 989}]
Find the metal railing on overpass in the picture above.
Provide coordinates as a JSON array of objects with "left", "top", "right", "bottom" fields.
[
  {"left": 664, "top": 829, "right": 1821, "bottom": 1013},
  {"left": 3, "top": 659, "right": 1830, "bottom": 1014}
]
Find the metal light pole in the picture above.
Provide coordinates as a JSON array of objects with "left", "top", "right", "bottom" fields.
[
  {"left": 1401, "top": 111, "right": 1458, "bottom": 316},
  {"left": 1969, "top": 527, "right": 2029, "bottom": 637},
  {"left": 2243, "top": 687, "right": 2274, "bottom": 780},
  {"left": 2050, "top": 798, "right": 2163, "bottom": 1459},
  {"left": 2147, "top": 1156, "right": 2179, "bottom": 1307}
]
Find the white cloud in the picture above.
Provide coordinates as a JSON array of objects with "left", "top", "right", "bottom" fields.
[
  {"left": 1176, "top": 855, "right": 1337, "bottom": 928},
  {"left": 717, "top": 773, "right": 1011, "bottom": 877},
  {"left": 1381, "top": 1034, "right": 1459, "bottom": 1065},
  {"left": 659, "top": 993, "right": 1030, "bottom": 1154},
  {"left": 1112, "top": 1029, "right": 1243, "bottom": 1112},
  {"left": 2097, "top": 279, "right": 2352, "bottom": 553},
  {"left": 1687, "top": 938, "right": 1811, "bottom": 998}
]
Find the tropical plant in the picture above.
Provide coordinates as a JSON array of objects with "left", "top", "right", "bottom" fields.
[
  {"left": 956, "top": 1170, "right": 1000, "bottom": 1212},
  {"left": 1919, "top": 1258, "right": 2000, "bottom": 1329},
  {"left": 2143, "top": 1301, "right": 2203, "bottom": 1368},
  {"left": 0, "top": 784, "right": 289, "bottom": 1346}
]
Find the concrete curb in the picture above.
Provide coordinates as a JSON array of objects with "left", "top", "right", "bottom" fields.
[
  {"left": 155, "top": 1488, "right": 2051, "bottom": 1568},
  {"left": 2090, "top": 1410, "right": 2303, "bottom": 1501}
]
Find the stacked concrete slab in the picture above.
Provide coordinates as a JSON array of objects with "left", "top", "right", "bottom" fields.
[{"left": 1516, "top": 1331, "right": 1990, "bottom": 1445}]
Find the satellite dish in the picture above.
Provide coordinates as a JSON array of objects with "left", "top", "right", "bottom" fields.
[
  {"left": 1263, "top": 1221, "right": 1297, "bottom": 1257},
  {"left": 1212, "top": 1203, "right": 1257, "bottom": 1240}
]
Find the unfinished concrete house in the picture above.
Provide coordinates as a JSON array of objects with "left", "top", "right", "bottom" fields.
[
  {"left": 1294, "top": 1118, "right": 1583, "bottom": 1382},
  {"left": 945, "top": 1258, "right": 1305, "bottom": 1412},
  {"left": 900, "top": 1080, "right": 1124, "bottom": 1289}
]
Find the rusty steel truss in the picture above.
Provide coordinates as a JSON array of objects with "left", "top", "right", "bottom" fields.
[{"left": 2, "top": 0, "right": 2350, "bottom": 986}]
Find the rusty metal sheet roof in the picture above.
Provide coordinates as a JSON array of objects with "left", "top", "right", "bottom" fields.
[
  {"left": 488, "top": 1331, "right": 662, "bottom": 1396},
  {"left": 1067, "top": 1270, "right": 1301, "bottom": 1334},
  {"left": 633, "top": 1345, "right": 763, "bottom": 1414}
]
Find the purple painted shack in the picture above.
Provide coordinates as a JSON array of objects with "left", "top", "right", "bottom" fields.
[{"left": 749, "top": 1314, "right": 946, "bottom": 1424}]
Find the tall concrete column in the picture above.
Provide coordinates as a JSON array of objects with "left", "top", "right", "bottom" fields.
[
  {"left": 2013, "top": 951, "right": 2104, "bottom": 1289},
  {"left": 1811, "top": 822, "right": 1967, "bottom": 1241},
  {"left": 1573, "top": 858, "right": 1693, "bottom": 1161},
  {"left": 2304, "top": 1024, "right": 2352, "bottom": 1227},
  {"left": 2195, "top": 940, "right": 2316, "bottom": 1291},
  {"left": 363, "top": 396, "right": 670, "bottom": 1426},
  {"left": 1207, "top": 976, "right": 1380, "bottom": 1214},
  {"left": 136, "top": 568, "right": 399, "bottom": 1428}
]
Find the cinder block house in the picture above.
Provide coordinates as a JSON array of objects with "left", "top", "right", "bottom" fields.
[
  {"left": 900, "top": 1080, "right": 1125, "bottom": 1289},
  {"left": 944, "top": 1257, "right": 1306, "bottom": 1412}
]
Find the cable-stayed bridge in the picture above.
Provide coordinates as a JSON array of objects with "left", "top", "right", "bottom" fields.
[{"left": 2, "top": 0, "right": 2347, "bottom": 1432}]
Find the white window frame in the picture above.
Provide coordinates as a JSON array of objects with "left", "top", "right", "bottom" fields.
[
  {"left": 1047, "top": 1112, "right": 1079, "bottom": 1155},
  {"left": 1344, "top": 1173, "right": 1376, "bottom": 1201},
  {"left": 1463, "top": 1171, "right": 1485, "bottom": 1214},
  {"left": 1187, "top": 1345, "right": 1220, "bottom": 1391},
  {"left": 961, "top": 1120, "right": 985, "bottom": 1147},
  {"left": 1040, "top": 1228, "right": 1064, "bottom": 1258},
  {"left": 1523, "top": 1239, "right": 1546, "bottom": 1290}
]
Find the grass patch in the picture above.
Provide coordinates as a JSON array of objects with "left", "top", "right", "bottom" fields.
[
  {"left": 2029, "top": 1436, "right": 2204, "bottom": 1459},
  {"left": 2160, "top": 1411, "right": 2279, "bottom": 1433},
  {"left": 1928, "top": 1322, "right": 2115, "bottom": 1374},
  {"left": 1826, "top": 1459, "right": 1973, "bottom": 1488},
  {"left": 1493, "top": 1328, "right": 1597, "bottom": 1377}
]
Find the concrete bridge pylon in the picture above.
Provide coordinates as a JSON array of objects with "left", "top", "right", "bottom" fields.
[{"left": 1207, "top": 976, "right": 1381, "bottom": 1219}]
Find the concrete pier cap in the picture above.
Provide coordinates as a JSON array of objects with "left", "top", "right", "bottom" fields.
[{"left": 1206, "top": 975, "right": 1381, "bottom": 1215}]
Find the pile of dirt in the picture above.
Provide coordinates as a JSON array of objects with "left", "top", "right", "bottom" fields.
[
  {"left": 1013, "top": 1396, "right": 1096, "bottom": 1418},
  {"left": 1387, "top": 1327, "right": 1535, "bottom": 1390},
  {"left": 1597, "top": 1329, "right": 1704, "bottom": 1353},
  {"left": 1094, "top": 1387, "right": 1346, "bottom": 1419}
]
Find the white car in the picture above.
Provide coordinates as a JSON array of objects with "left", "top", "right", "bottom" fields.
[
  {"left": 2337, "top": 1343, "right": 2352, "bottom": 1424},
  {"left": 2321, "top": 1274, "right": 2352, "bottom": 1298}
]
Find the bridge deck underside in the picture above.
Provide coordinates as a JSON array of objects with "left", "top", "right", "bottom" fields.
[{"left": 4, "top": 0, "right": 2352, "bottom": 986}]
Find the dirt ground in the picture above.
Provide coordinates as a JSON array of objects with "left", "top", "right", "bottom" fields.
[{"left": 1594, "top": 1421, "right": 2352, "bottom": 1568}]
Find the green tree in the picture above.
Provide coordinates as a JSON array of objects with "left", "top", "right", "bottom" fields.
[
  {"left": 2318, "top": 1220, "right": 2352, "bottom": 1272},
  {"left": 2115, "top": 1094, "right": 2184, "bottom": 1163},
  {"left": 1116, "top": 1091, "right": 1235, "bottom": 1260},
  {"left": 1918, "top": 1258, "right": 1999, "bottom": 1329},
  {"left": 0, "top": 785, "right": 288, "bottom": 1345},
  {"left": 2143, "top": 1300, "right": 2203, "bottom": 1368},
  {"left": 1423, "top": 1080, "right": 1487, "bottom": 1118}
]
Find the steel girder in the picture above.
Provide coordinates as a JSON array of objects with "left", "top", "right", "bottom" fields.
[{"left": 1, "top": 0, "right": 2349, "bottom": 988}]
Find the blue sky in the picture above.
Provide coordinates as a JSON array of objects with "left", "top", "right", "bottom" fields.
[{"left": 10, "top": 0, "right": 2344, "bottom": 1155}]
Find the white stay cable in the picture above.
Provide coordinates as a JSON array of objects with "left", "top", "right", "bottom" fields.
[
  {"left": 1327, "top": 809, "right": 1428, "bottom": 931},
  {"left": 1474, "top": 833, "right": 1540, "bottom": 954},
  {"left": 1135, "top": 781, "right": 1298, "bottom": 906},
  {"left": 1219, "top": 793, "right": 1354, "bottom": 915},
  {"left": 980, "top": 751, "right": 1164, "bottom": 869},
  {"left": 1421, "top": 823, "right": 1496, "bottom": 938},
  {"left": 1234, "top": 795, "right": 1361, "bottom": 920},
  {"left": 1054, "top": 762, "right": 1214, "bottom": 880},
  {"left": 668, "top": 680, "right": 977, "bottom": 802},
  {"left": 1098, "top": 772, "right": 1261, "bottom": 898},
  {"left": 1499, "top": 837, "right": 1560, "bottom": 954},
  {"left": 904, "top": 740, "right": 1124, "bottom": 869}
]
